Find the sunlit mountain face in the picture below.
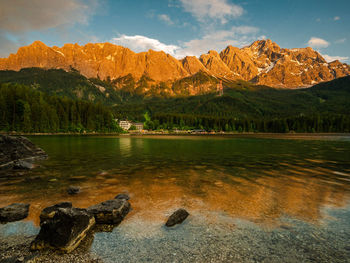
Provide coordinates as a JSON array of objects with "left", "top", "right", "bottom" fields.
[{"left": 1, "top": 40, "right": 349, "bottom": 92}]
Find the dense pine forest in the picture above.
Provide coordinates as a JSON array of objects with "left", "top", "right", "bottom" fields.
[
  {"left": 0, "top": 68, "right": 349, "bottom": 133},
  {"left": 0, "top": 83, "right": 122, "bottom": 133},
  {"left": 141, "top": 113, "right": 350, "bottom": 133},
  {"left": 117, "top": 76, "right": 350, "bottom": 132}
]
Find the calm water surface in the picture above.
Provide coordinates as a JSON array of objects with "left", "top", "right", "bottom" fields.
[{"left": 1, "top": 135, "right": 350, "bottom": 262}]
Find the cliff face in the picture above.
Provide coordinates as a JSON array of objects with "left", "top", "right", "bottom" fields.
[
  {"left": 0, "top": 41, "right": 188, "bottom": 82},
  {"left": 0, "top": 39, "right": 349, "bottom": 89}
]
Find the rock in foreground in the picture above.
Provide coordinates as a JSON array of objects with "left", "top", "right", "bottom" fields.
[
  {"left": 87, "top": 198, "right": 131, "bottom": 224},
  {"left": 31, "top": 207, "right": 95, "bottom": 253},
  {"left": 165, "top": 208, "right": 189, "bottom": 227},
  {"left": 0, "top": 135, "right": 47, "bottom": 170},
  {"left": 39, "top": 202, "right": 72, "bottom": 225},
  {"left": 0, "top": 203, "right": 30, "bottom": 223}
]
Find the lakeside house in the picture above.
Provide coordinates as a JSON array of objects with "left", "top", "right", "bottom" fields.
[
  {"left": 118, "top": 120, "right": 144, "bottom": 131},
  {"left": 118, "top": 120, "right": 132, "bottom": 130}
]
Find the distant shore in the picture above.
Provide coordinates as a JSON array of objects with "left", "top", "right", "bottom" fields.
[{"left": 1, "top": 131, "right": 350, "bottom": 137}]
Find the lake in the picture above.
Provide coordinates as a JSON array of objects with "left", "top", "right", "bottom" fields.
[{"left": 1, "top": 134, "right": 350, "bottom": 262}]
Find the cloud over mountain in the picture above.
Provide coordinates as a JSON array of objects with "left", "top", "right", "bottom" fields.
[
  {"left": 308, "top": 37, "right": 330, "bottom": 48},
  {"left": 111, "top": 35, "right": 180, "bottom": 56}
]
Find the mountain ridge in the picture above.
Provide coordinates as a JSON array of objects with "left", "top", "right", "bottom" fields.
[{"left": 0, "top": 39, "right": 349, "bottom": 91}]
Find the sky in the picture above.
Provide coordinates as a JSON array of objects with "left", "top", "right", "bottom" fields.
[{"left": 0, "top": 0, "right": 349, "bottom": 62}]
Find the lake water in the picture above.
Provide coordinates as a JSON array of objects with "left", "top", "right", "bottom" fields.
[{"left": 1, "top": 135, "right": 350, "bottom": 262}]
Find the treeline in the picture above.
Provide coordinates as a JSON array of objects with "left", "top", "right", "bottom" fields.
[
  {"left": 0, "top": 83, "right": 122, "bottom": 133},
  {"left": 145, "top": 113, "right": 350, "bottom": 133}
]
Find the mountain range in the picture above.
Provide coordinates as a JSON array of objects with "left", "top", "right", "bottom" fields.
[{"left": 0, "top": 39, "right": 349, "bottom": 95}]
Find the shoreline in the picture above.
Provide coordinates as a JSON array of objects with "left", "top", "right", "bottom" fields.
[{"left": 1, "top": 132, "right": 350, "bottom": 137}]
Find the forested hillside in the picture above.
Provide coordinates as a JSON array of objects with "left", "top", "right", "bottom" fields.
[
  {"left": 0, "top": 68, "right": 138, "bottom": 105},
  {"left": 115, "top": 76, "right": 350, "bottom": 132},
  {"left": 0, "top": 68, "right": 349, "bottom": 133},
  {"left": 0, "top": 83, "right": 121, "bottom": 133}
]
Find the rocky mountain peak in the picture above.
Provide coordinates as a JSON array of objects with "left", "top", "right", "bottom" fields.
[
  {"left": 249, "top": 39, "right": 280, "bottom": 52},
  {"left": 0, "top": 39, "right": 349, "bottom": 89}
]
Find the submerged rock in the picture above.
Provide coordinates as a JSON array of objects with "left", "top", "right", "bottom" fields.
[
  {"left": 87, "top": 198, "right": 131, "bottom": 224},
  {"left": 114, "top": 193, "right": 130, "bottom": 200},
  {"left": 165, "top": 208, "right": 189, "bottom": 227},
  {"left": 67, "top": 186, "right": 81, "bottom": 195},
  {"left": 13, "top": 160, "right": 35, "bottom": 170},
  {"left": 0, "top": 135, "right": 47, "bottom": 170},
  {"left": 0, "top": 203, "right": 30, "bottom": 223},
  {"left": 39, "top": 202, "right": 72, "bottom": 225},
  {"left": 31, "top": 207, "right": 95, "bottom": 253}
]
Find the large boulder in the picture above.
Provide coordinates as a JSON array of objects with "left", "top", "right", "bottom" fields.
[
  {"left": 0, "top": 135, "right": 47, "bottom": 170},
  {"left": 0, "top": 203, "right": 30, "bottom": 223},
  {"left": 87, "top": 198, "right": 131, "bottom": 224},
  {"left": 39, "top": 202, "right": 72, "bottom": 225},
  {"left": 31, "top": 207, "right": 95, "bottom": 253},
  {"left": 165, "top": 208, "right": 189, "bottom": 227}
]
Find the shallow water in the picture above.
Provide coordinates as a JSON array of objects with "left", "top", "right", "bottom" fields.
[{"left": 1, "top": 135, "right": 350, "bottom": 262}]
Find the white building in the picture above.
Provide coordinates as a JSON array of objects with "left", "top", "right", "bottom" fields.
[
  {"left": 119, "top": 120, "right": 132, "bottom": 130},
  {"left": 118, "top": 120, "right": 144, "bottom": 131}
]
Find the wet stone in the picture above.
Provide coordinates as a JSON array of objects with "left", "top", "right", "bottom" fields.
[
  {"left": 67, "top": 186, "right": 81, "bottom": 195},
  {"left": 31, "top": 207, "right": 95, "bottom": 253},
  {"left": 87, "top": 198, "right": 131, "bottom": 225},
  {"left": 0, "top": 203, "right": 30, "bottom": 223},
  {"left": 40, "top": 202, "right": 73, "bottom": 225},
  {"left": 114, "top": 193, "right": 130, "bottom": 200},
  {"left": 165, "top": 208, "right": 189, "bottom": 227},
  {"left": 13, "top": 160, "right": 35, "bottom": 170}
]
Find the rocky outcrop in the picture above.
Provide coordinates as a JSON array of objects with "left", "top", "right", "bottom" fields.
[
  {"left": 219, "top": 45, "right": 258, "bottom": 80},
  {"left": 0, "top": 203, "right": 30, "bottom": 223},
  {"left": 0, "top": 135, "right": 47, "bottom": 170},
  {"left": 181, "top": 56, "right": 209, "bottom": 75},
  {"left": 199, "top": 50, "right": 235, "bottom": 78},
  {"left": 165, "top": 208, "right": 189, "bottom": 227},
  {"left": 87, "top": 198, "right": 131, "bottom": 225},
  {"left": 1, "top": 39, "right": 349, "bottom": 90},
  {"left": 31, "top": 207, "right": 95, "bottom": 253}
]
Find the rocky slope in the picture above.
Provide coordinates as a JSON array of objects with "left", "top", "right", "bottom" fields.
[{"left": 0, "top": 39, "right": 349, "bottom": 89}]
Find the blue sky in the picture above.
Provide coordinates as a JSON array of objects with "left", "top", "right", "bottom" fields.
[{"left": 0, "top": 0, "right": 349, "bottom": 62}]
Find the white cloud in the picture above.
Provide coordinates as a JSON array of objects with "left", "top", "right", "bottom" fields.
[
  {"left": 179, "top": 0, "right": 244, "bottom": 24},
  {"left": 111, "top": 35, "right": 181, "bottom": 57},
  {"left": 335, "top": 38, "right": 346, "bottom": 44},
  {"left": 334, "top": 16, "right": 340, "bottom": 21},
  {"left": 158, "top": 14, "right": 174, "bottom": 25},
  {"left": 321, "top": 54, "right": 348, "bottom": 63},
  {"left": 307, "top": 37, "right": 330, "bottom": 48},
  {"left": 0, "top": 0, "right": 99, "bottom": 57},
  {"left": 110, "top": 25, "right": 259, "bottom": 59},
  {"left": 177, "top": 26, "right": 259, "bottom": 57},
  {"left": 0, "top": 0, "right": 97, "bottom": 33}
]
